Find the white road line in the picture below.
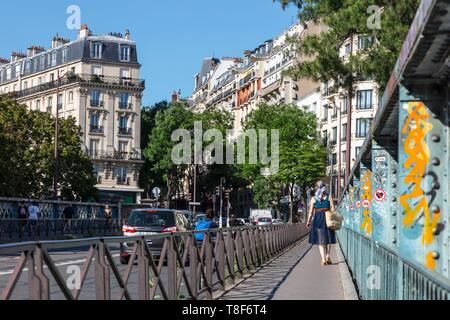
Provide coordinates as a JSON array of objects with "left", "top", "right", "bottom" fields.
[{"left": 0, "top": 254, "right": 120, "bottom": 276}]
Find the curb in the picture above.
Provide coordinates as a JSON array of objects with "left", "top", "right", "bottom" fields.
[{"left": 336, "top": 242, "right": 359, "bottom": 300}]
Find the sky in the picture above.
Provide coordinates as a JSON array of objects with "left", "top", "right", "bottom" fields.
[{"left": 0, "top": 0, "right": 299, "bottom": 106}]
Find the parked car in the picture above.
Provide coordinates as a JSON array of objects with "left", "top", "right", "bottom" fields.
[
  {"left": 120, "top": 209, "right": 189, "bottom": 265},
  {"left": 273, "top": 219, "right": 284, "bottom": 225},
  {"left": 243, "top": 218, "right": 251, "bottom": 226},
  {"left": 193, "top": 213, "right": 206, "bottom": 226},
  {"left": 180, "top": 210, "right": 194, "bottom": 228}
]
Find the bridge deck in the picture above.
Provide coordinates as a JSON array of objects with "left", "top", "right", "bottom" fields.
[{"left": 220, "top": 238, "right": 355, "bottom": 300}]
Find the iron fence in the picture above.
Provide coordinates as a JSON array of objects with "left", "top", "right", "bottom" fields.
[
  {"left": 338, "top": 227, "right": 450, "bottom": 300},
  {"left": 0, "top": 223, "right": 307, "bottom": 300},
  {"left": 0, "top": 219, "right": 123, "bottom": 241}
]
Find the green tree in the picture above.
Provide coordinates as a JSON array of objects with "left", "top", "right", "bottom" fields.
[
  {"left": 143, "top": 102, "right": 194, "bottom": 207},
  {"left": 139, "top": 101, "right": 170, "bottom": 196},
  {"left": 243, "top": 103, "right": 326, "bottom": 222},
  {"left": 0, "top": 96, "right": 97, "bottom": 200},
  {"left": 276, "top": 0, "right": 420, "bottom": 92}
]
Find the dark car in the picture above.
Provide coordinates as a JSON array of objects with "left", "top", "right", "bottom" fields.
[{"left": 120, "top": 209, "right": 189, "bottom": 265}]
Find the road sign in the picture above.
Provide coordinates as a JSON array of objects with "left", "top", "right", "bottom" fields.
[
  {"left": 189, "top": 202, "right": 201, "bottom": 206},
  {"left": 152, "top": 187, "right": 161, "bottom": 199},
  {"left": 374, "top": 189, "right": 387, "bottom": 202},
  {"left": 362, "top": 199, "right": 370, "bottom": 208},
  {"left": 356, "top": 201, "right": 361, "bottom": 208}
]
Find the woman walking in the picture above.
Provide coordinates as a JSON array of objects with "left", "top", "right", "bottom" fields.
[{"left": 306, "top": 181, "right": 337, "bottom": 266}]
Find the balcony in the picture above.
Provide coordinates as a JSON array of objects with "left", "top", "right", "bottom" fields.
[
  {"left": 89, "top": 125, "right": 104, "bottom": 134},
  {"left": 118, "top": 127, "right": 132, "bottom": 136},
  {"left": 119, "top": 102, "right": 133, "bottom": 110},
  {"left": 11, "top": 73, "right": 145, "bottom": 99},
  {"left": 90, "top": 100, "right": 104, "bottom": 108},
  {"left": 87, "top": 149, "right": 143, "bottom": 161}
]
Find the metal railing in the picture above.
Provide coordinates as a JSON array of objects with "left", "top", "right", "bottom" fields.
[
  {"left": 0, "top": 219, "right": 123, "bottom": 241},
  {"left": 338, "top": 227, "right": 450, "bottom": 300},
  {"left": 0, "top": 223, "right": 307, "bottom": 300}
]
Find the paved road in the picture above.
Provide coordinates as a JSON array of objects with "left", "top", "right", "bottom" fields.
[{"left": 220, "top": 238, "right": 347, "bottom": 300}]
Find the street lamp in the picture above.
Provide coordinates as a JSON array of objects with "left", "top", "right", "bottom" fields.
[{"left": 327, "top": 96, "right": 342, "bottom": 201}]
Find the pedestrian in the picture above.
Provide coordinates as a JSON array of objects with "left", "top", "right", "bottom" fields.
[
  {"left": 306, "top": 181, "right": 337, "bottom": 266},
  {"left": 17, "top": 202, "right": 28, "bottom": 228},
  {"left": 63, "top": 204, "right": 76, "bottom": 233},
  {"left": 229, "top": 214, "right": 239, "bottom": 227},
  {"left": 104, "top": 205, "right": 112, "bottom": 219},
  {"left": 194, "top": 208, "right": 218, "bottom": 242},
  {"left": 28, "top": 202, "right": 40, "bottom": 225}
]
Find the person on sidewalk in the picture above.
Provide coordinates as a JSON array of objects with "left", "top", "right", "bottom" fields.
[
  {"left": 17, "top": 202, "right": 29, "bottom": 229},
  {"left": 306, "top": 181, "right": 337, "bottom": 266},
  {"left": 194, "top": 208, "right": 218, "bottom": 242},
  {"left": 28, "top": 202, "right": 40, "bottom": 225}
]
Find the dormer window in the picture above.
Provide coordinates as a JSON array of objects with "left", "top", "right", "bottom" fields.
[
  {"left": 91, "top": 43, "right": 102, "bottom": 59},
  {"left": 120, "top": 45, "right": 131, "bottom": 62}
]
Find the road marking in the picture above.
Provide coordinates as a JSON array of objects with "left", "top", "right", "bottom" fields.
[{"left": 0, "top": 254, "right": 120, "bottom": 276}]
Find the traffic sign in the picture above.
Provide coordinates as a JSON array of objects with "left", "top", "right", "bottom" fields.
[
  {"left": 356, "top": 201, "right": 361, "bottom": 208},
  {"left": 362, "top": 199, "right": 370, "bottom": 208},
  {"left": 374, "top": 189, "right": 387, "bottom": 202}
]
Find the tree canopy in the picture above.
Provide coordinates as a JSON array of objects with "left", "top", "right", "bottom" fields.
[{"left": 0, "top": 96, "right": 97, "bottom": 201}]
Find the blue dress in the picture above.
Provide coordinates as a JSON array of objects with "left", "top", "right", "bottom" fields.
[{"left": 309, "top": 196, "right": 337, "bottom": 245}]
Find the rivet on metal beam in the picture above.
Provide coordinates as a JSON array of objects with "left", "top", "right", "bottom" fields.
[
  {"left": 431, "top": 182, "right": 440, "bottom": 190},
  {"left": 392, "top": 211, "right": 397, "bottom": 216},
  {"left": 392, "top": 225, "right": 397, "bottom": 230},
  {"left": 392, "top": 196, "right": 397, "bottom": 202},
  {"left": 431, "top": 251, "right": 440, "bottom": 260},
  {"left": 392, "top": 239, "right": 397, "bottom": 244},
  {"left": 432, "top": 158, "right": 441, "bottom": 166},
  {"left": 392, "top": 183, "right": 397, "bottom": 189},
  {"left": 432, "top": 134, "right": 441, "bottom": 143},
  {"left": 392, "top": 169, "right": 397, "bottom": 175},
  {"left": 431, "top": 206, "right": 440, "bottom": 214}
]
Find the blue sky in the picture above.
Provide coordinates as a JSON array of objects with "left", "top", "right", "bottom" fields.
[{"left": 0, "top": 0, "right": 298, "bottom": 106}]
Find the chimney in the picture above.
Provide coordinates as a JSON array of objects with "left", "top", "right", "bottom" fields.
[
  {"left": 78, "top": 24, "right": 90, "bottom": 39},
  {"left": 125, "top": 29, "right": 131, "bottom": 40},
  {"left": 172, "top": 90, "right": 180, "bottom": 104},
  {"left": 52, "top": 34, "right": 70, "bottom": 49},
  {"left": 27, "top": 45, "right": 45, "bottom": 57},
  {"left": 11, "top": 52, "right": 27, "bottom": 62}
]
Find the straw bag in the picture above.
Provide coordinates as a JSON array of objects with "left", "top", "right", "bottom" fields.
[{"left": 325, "top": 210, "right": 343, "bottom": 231}]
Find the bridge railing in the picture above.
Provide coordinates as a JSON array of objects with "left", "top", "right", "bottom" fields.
[
  {"left": 0, "top": 223, "right": 307, "bottom": 300},
  {"left": 339, "top": 227, "right": 450, "bottom": 300}
]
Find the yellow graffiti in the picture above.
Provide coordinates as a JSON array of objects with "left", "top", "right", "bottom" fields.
[
  {"left": 360, "top": 170, "right": 373, "bottom": 236},
  {"left": 400, "top": 102, "right": 440, "bottom": 269}
]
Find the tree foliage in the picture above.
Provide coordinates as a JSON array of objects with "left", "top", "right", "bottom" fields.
[
  {"left": 0, "top": 96, "right": 97, "bottom": 201},
  {"left": 275, "top": 0, "right": 420, "bottom": 92},
  {"left": 242, "top": 103, "right": 326, "bottom": 219}
]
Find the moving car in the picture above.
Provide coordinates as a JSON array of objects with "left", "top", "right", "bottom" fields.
[
  {"left": 120, "top": 209, "right": 189, "bottom": 264},
  {"left": 256, "top": 217, "right": 273, "bottom": 226}
]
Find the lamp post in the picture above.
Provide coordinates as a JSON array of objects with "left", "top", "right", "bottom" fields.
[
  {"left": 53, "top": 70, "right": 67, "bottom": 199},
  {"left": 327, "top": 97, "right": 342, "bottom": 201}
]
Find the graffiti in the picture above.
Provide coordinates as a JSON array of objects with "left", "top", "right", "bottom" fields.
[
  {"left": 400, "top": 102, "right": 440, "bottom": 269},
  {"left": 360, "top": 170, "right": 373, "bottom": 236}
]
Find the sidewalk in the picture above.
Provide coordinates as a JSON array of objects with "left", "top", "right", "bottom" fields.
[{"left": 220, "top": 237, "right": 358, "bottom": 300}]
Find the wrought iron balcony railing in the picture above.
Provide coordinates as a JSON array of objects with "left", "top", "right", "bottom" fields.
[
  {"left": 10, "top": 73, "right": 145, "bottom": 99},
  {"left": 89, "top": 125, "right": 104, "bottom": 134},
  {"left": 87, "top": 149, "right": 143, "bottom": 161},
  {"left": 118, "top": 127, "right": 132, "bottom": 136}
]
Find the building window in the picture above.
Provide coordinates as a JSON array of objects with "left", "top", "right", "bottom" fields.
[
  {"left": 345, "top": 43, "right": 351, "bottom": 55},
  {"left": 117, "top": 167, "right": 128, "bottom": 184},
  {"left": 90, "top": 114, "right": 102, "bottom": 133},
  {"left": 331, "top": 127, "right": 337, "bottom": 145},
  {"left": 62, "top": 47, "right": 68, "bottom": 63},
  {"left": 51, "top": 51, "right": 57, "bottom": 67},
  {"left": 6, "top": 66, "right": 11, "bottom": 80},
  {"left": 35, "top": 100, "right": 40, "bottom": 111},
  {"left": 356, "top": 90, "right": 373, "bottom": 110},
  {"left": 342, "top": 151, "right": 347, "bottom": 163},
  {"left": 92, "top": 65, "right": 102, "bottom": 76},
  {"left": 119, "top": 46, "right": 131, "bottom": 62},
  {"left": 342, "top": 96, "right": 349, "bottom": 114},
  {"left": 342, "top": 123, "right": 347, "bottom": 142},
  {"left": 322, "top": 130, "right": 328, "bottom": 146},
  {"left": 91, "top": 43, "right": 103, "bottom": 59},
  {"left": 358, "top": 36, "right": 374, "bottom": 50},
  {"left": 118, "top": 141, "right": 128, "bottom": 158},
  {"left": 119, "top": 116, "right": 129, "bottom": 134},
  {"left": 90, "top": 90, "right": 101, "bottom": 107},
  {"left": 68, "top": 91, "right": 74, "bottom": 102},
  {"left": 15, "top": 63, "right": 21, "bottom": 78},
  {"left": 322, "top": 104, "right": 328, "bottom": 121},
  {"left": 356, "top": 118, "right": 372, "bottom": 138},
  {"left": 119, "top": 92, "right": 130, "bottom": 109},
  {"left": 57, "top": 94, "right": 63, "bottom": 110},
  {"left": 89, "top": 139, "right": 100, "bottom": 157},
  {"left": 332, "top": 153, "right": 337, "bottom": 166}
]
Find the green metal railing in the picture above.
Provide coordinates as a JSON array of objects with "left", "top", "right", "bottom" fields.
[{"left": 339, "top": 227, "right": 450, "bottom": 300}]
